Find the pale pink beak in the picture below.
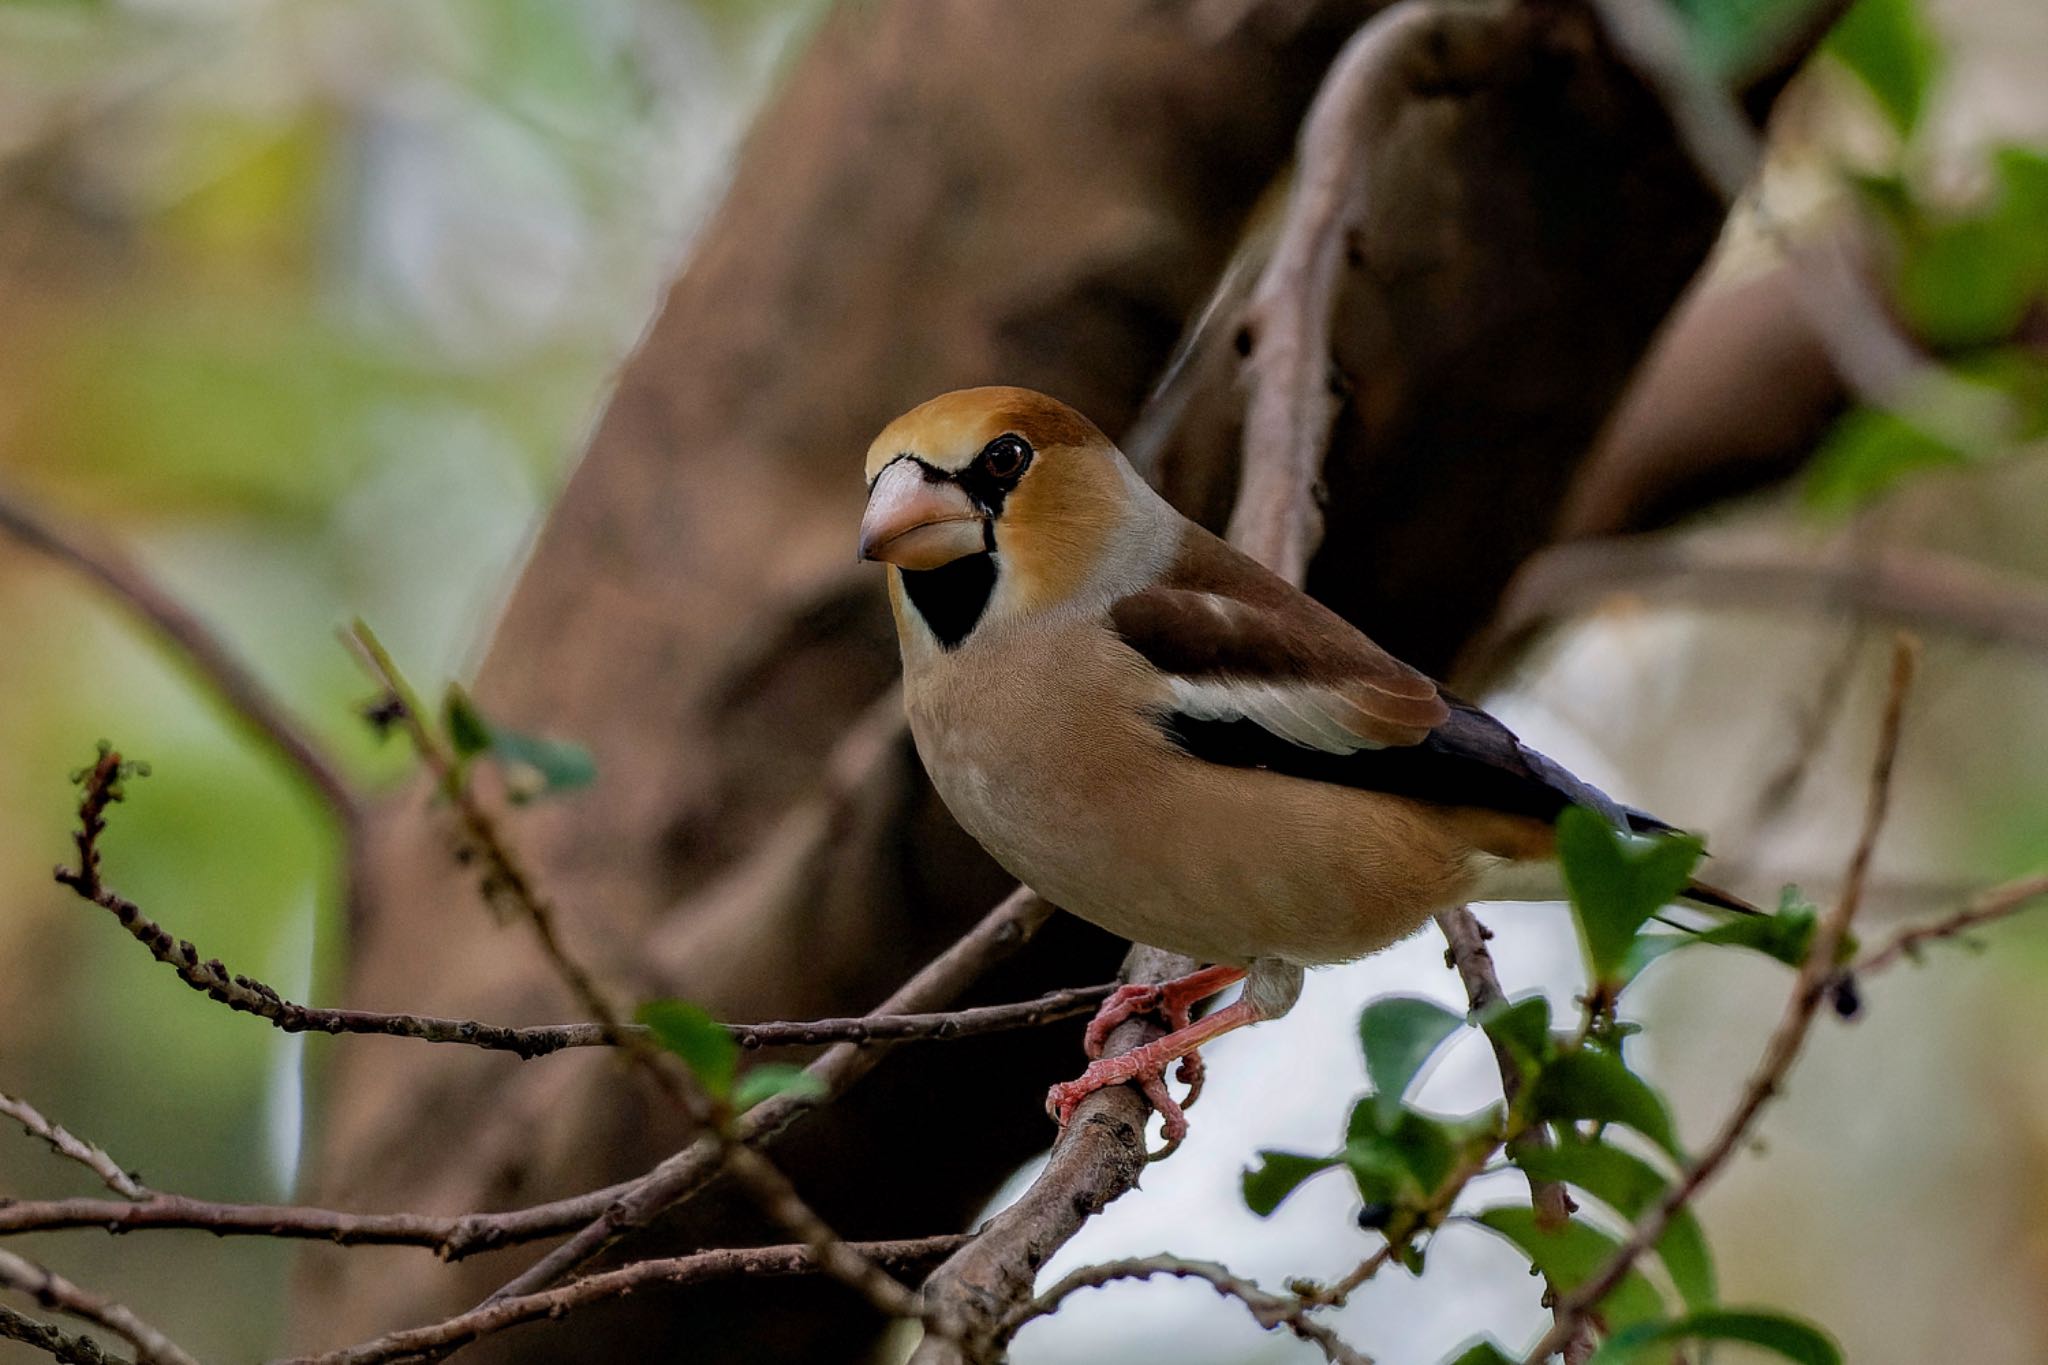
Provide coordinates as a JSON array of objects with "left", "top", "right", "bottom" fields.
[{"left": 859, "top": 461, "right": 986, "bottom": 569}]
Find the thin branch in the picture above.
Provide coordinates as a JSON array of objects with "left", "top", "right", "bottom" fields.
[
  {"left": 0, "top": 1250, "right": 197, "bottom": 1365},
  {"left": 0, "top": 1304, "right": 124, "bottom": 1365},
  {"left": 1014, "top": 1255, "right": 1373, "bottom": 1365},
  {"left": 273, "top": 1235, "right": 972, "bottom": 1365},
  {"left": 47, "top": 777, "right": 1109, "bottom": 1060},
  {"left": 471, "top": 886, "right": 1055, "bottom": 1297},
  {"left": 0, "top": 484, "right": 360, "bottom": 829},
  {"left": 343, "top": 623, "right": 631, "bottom": 1044},
  {"left": 0, "top": 1095, "right": 146, "bottom": 1201},
  {"left": 1519, "top": 635, "right": 1918, "bottom": 1363},
  {"left": 1854, "top": 872, "right": 2048, "bottom": 977}
]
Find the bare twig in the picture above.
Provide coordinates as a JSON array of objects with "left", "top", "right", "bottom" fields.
[
  {"left": 0, "top": 1304, "right": 123, "bottom": 1365},
  {"left": 1519, "top": 635, "right": 1917, "bottom": 1363},
  {"left": 0, "top": 1095, "right": 145, "bottom": 1202},
  {"left": 0, "top": 1250, "right": 197, "bottom": 1365},
  {"left": 1854, "top": 872, "right": 2048, "bottom": 977},
  {"left": 273, "top": 1236, "right": 973, "bottom": 1365},
  {"left": 0, "top": 484, "right": 359, "bottom": 828},
  {"left": 473, "top": 887, "right": 1055, "bottom": 1296},
  {"left": 1013, "top": 1255, "right": 1373, "bottom": 1365},
  {"left": 46, "top": 783, "right": 1110, "bottom": 1059}
]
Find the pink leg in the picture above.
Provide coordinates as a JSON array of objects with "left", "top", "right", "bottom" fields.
[
  {"left": 1047, "top": 997, "right": 1264, "bottom": 1142},
  {"left": 1082, "top": 964, "right": 1246, "bottom": 1058}
]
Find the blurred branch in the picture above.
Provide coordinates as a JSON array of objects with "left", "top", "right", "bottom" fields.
[
  {"left": 1466, "top": 535, "right": 2048, "bottom": 687},
  {"left": 0, "top": 1250, "right": 196, "bottom": 1365},
  {"left": 1853, "top": 871, "right": 2048, "bottom": 977},
  {"left": 1013, "top": 1256, "right": 1372, "bottom": 1365},
  {"left": 0, "top": 485, "right": 361, "bottom": 828},
  {"left": 1229, "top": 0, "right": 1513, "bottom": 586},
  {"left": 0, "top": 1095, "right": 145, "bottom": 1202},
  {"left": 0, "top": 1305, "right": 122, "bottom": 1365},
  {"left": 1520, "top": 634, "right": 1918, "bottom": 1363},
  {"left": 274, "top": 1236, "right": 973, "bottom": 1365}
]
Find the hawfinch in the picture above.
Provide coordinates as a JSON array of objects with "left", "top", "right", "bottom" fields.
[{"left": 859, "top": 387, "right": 1740, "bottom": 1139}]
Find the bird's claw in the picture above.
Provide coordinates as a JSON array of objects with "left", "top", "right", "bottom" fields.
[
  {"left": 1046, "top": 1051, "right": 1192, "bottom": 1143},
  {"left": 1082, "top": 981, "right": 1204, "bottom": 1058}
]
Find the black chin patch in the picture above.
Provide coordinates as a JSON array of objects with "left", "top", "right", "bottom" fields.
[{"left": 898, "top": 552, "right": 996, "bottom": 649}]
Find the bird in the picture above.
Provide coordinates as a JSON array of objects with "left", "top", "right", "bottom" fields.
[{"left": 858, "top": 386, "right": 1746, "bottom": 1140}]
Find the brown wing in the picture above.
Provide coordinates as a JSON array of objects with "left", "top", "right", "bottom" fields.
[
  {"left": 1112, "top": 524, "right": 1663, "bottom": 836},
  {"left": 1109, "top": 526, "right": 1448, "bottom": 750}
]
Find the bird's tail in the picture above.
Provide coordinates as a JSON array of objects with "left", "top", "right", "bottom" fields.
[{"left": 1678, "top": 878, "right": 1761, "bottom": 917}]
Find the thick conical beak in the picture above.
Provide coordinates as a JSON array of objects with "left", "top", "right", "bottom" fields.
[{"left": 859, "top": 461, "right": 986, "bottom": 569}]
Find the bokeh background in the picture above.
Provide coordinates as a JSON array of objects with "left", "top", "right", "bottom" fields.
[{"left": 1, "top": 0, "right": 2045, "bottom": 1361}]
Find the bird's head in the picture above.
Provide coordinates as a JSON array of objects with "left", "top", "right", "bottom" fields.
[{"left": 860, "top": 387, "right": 1161, "bottom": 646}]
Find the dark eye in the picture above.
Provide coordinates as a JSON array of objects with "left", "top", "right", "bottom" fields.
[{"left": 978, "top": 434, "right": 1031, "bottom": 482}]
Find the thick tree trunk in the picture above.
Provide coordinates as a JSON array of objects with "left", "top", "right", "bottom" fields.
[{"left": 293, "top": 1, "right": 1835, "bottom": 1360}]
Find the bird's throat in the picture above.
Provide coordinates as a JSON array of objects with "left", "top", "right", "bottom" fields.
[{"left": 899, "top": 553, "right": 995, "bottom": 649}]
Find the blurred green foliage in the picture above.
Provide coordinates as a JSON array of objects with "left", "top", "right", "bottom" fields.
[{"left": 0, "top": 0, "right": 816, "bottom": 1358}]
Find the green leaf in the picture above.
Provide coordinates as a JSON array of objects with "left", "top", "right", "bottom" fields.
[
  {"left": 635, "top": 1000, "right": 738, "bottom": 1100},
  {"left": 732, "top": 1063, "right": 827, "bottom": 1113},
  {"left": 1827, "top": 0, "right": 1940, "bottom": 135},
  {"left": 1360, "top": 996, "right": 1466, "bottom": 1125},
  {"left": 1441, "top": 1341, "right": 1516, "bottom": 1365},
  {"left": 1474, "top": 1207, "right": 1668, "bottom": 1331},
  {"left": 1804, "top": 406, "right": 1967, "bottom": 512},
  {"left": 1625, "top": 902, "right": 1817, "bottom": 979},
  {"left": 1242, "top": 1150, "right": 1342, "bottom": 1217},
  {"left": 443, "top": 684, "right": 494, "bottom": 759},
  {"left": 1344, "top": 1102, "right": 1459, "bottom": 1207},
  {"left": 1533, "top": 1049, "right": 1683, "bottom": 1160},
  {"left": 1515, "top": 1139, "right": 1715, "bottom": 1310},
  {"left": 1478, "top": 994, "right": 1555, "bottom": 1083},
  {"left": 1589, "top": 1309, "right": 1843, "bottom": 1365},
  {"left": 490, "top": 728, "right": 599, "bottom": 801},
  {"left": 1557, "top": 807, "right": 1704, "bottom": 985}
]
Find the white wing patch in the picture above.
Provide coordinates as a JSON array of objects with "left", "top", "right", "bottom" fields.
[{"left": 1164, "top": 677, "right": 1387, "bottom": 754}]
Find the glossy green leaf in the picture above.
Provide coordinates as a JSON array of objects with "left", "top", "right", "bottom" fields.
[
  {"left": 1589, "top": 1309, "right": 1843, "bottom": 1365},
  {"left": 732, "top": 1063, "right": 827, "bottom": 1113},
  {"left": 1533, "top": 1049, "right": 1683, "bottom": 1160},
  {"left": 1360, "top": 996, "right": 1466, "bottom": 1125},
  {"left": 1827, "top": 0, "right": 1940, "bottom": 134},
  {"left": 1475, "top": 1208, "right": 1668, "bottom": 1331},
  {"left": 1344, "top": 1102, "right": 1459, "bottom": 1207},
  {"left": 443, "top": 683, "right": 494, "bottom": 759},
  {"left": 1515, "top": 1139, "right": 1715, "bottom": 1310},
  {"left": 1242, "top": 1150, "right": 1341, "bottom": 1217},
  {"left": 490, "top": 728, "right": 599, "bottom": 800},
  {"left": 1478, "top": 995, "right": 1555, "bottom": 1082},
  {"left": 1557, "top": 807, "right": 1704, "bottom": 985},
  {"left": 635, "top": 999, "right": 738, "bottom": 1100},
  {"left": 1625, "top": 902, "right": 1817, "bottom": 980}
]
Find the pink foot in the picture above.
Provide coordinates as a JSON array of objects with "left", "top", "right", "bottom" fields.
[
  {"left": 1047, "top": 994, "right": 1266, "bottom": 1145},
  {"left": 1047, "top": 1051, "right": 1191, "bottom": 1141}
]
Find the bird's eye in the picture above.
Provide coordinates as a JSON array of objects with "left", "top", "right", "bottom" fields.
[{"left": 978, "top": 435, "right": 1031, "bottom": 482}]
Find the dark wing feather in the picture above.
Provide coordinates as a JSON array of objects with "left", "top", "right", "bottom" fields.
[{"left": 1114, "top": 525, "right": 1647, "bottom": 828}]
